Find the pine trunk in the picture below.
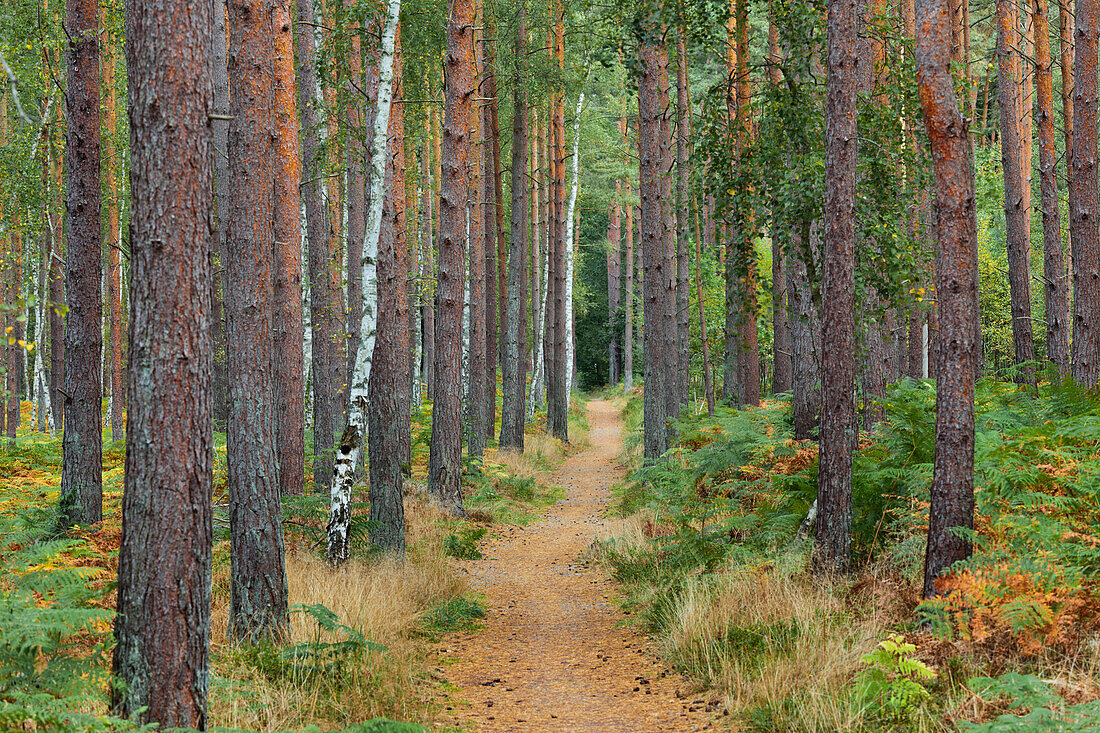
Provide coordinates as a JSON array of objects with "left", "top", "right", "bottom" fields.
[
  {"left": 225, "top": 0, "right": 288, "bottom": 642},
  {"left": 296, "top": 0, "right": 335, "bottom": 493},
  {"left": 1034, "top": 0, "right": 1070, "bottom": 376},
  {"left": 997, "top": 0, "right": 1037, "bottom": 385},
  {"left": 102, "top": 29, "right": 124, "bottom": 442},
  {"left": 675, "top": 30, "right": 691, "bottom": 406},
  {"left": 274, "top": 0, "right": 305, "bottom": 497},
  {"left": 1072, "top": 0, "right": 1100, "bottom": 385},
  {"left": 58, "top": 0, "right": 103, "bottom": 528},
  {"left": 111, "top": 0, "right": 214, "bottom": 719},
  {"left": 500, "top": 0, "right": 528, "bottom": 450},
  {"left": 428, "top": 0, "right": 474, "bottom": 515},
  {"left": 814, "top": 0, "right": 858, "bottom": 576},
  {"left": 914, "top": 0, "right": 979, "bottom": 597}
]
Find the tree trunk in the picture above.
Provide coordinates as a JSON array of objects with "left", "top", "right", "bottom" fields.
[
  {"left": 1034, "top": 0, "right": 1070, "bottom": 376},
  {"left": 102, "top": 25, "right": 124, "bottom": 442},
  {"left": 623, "top": 176, "right": 634, "bottom": 390},
  {"left": 639, "top": 24, "right": 672, "bottom": 461},
  {"left": 484, "top": 19, "right": 500, "bottom": 439},
  {"left": 1072, "top": 0, "right": 1100, "bottom": 386},
  {"left": 369, "top": 22, "right": 409, "bottom": 554},
  {"left": 1059, "top": 0, "right": 1075, "bottom": 306},
  {"left": 607, "top": 189, "right": 622, "bottom": 385},
  {"left": 296, "top": 0, "right": 334, "bottom": 493},
  {"left": 914, "top": 0, "right": 979, "bottom": 597},
  {"left": 770, "top": 20, "right": 792, "bottom": 396},
  {"left": 500, "top": 0, "right": 528, "bottom": 450},
  {"left": 428, "top": 0, "right": 473, "bottom": 515},
  {"left": 547, "top": 4, "right": 568, "bottom": 441},
  {"left": 675, "top": 29, "right": 691, "bottom": 406},
  {"left": 997, "top": 0, "right": 1037, "bottom": 385},
  {"left": 58, "top": 0, "right": 103, "bottom": 529},
  {"left": 466, "top": 13, "right": 487, "bottom": 459},
  {"left": 225, "top": 0, "right": 287, "bottom": 642},
  {"left": 48, "top": 116, "right": 65, "bottom": 432},
  {"left": 211, "top": 0, "right": 230, "bottom": 431},
  {"left": 111, "top": 0, "right": 214, "bottom": 720},
  {"left": 814, "top": 0, "right": 858, "bottom": 576},
  {"left": 345, "top": 7, "right": 367, "bottom": 409},
  {"left": 328, "top": 0, "right": 403, "bottom": 561},
  {"left": 273, "top": 0, "right": 304, "bottom": 497},
  {"left": 420, "top": 135, "right": 435, "bottom": 402},
  {"left": 563, "top": 90, "right": 584, "bottom": 402}
]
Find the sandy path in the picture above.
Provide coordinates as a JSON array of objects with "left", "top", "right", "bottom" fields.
[{"left": 434, "top": 400, "right": 716, "bottom": 732}]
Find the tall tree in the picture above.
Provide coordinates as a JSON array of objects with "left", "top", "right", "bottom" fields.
[
  {"left": 674, "top": 27, "right": 691, "bottom": 406},
  {"left": 58, "top": 0, "right": 103, "bottom": 528},
  {"left": 225, "top": 0, "right": 287, "bottom": 642},
  {"left": 211, "top": 0, "right": 230, "bottom": 430},
  {"left": 1034, "top": 0, "right": 1069, "bottom": 376},
  {"left": 273, "top": 0, "right": 304, "bottom": 497},
  {"left": 996, "top": 0, "right": 1037, "bottom": 385},
  {"left": 101, "top": 18, "right": 123, "bottom": 441},
  {"left": 814, "top": 0, "right": 858, "bottom": 575},
  {"left": 466, "top": 9, "right": 487, "bottom": 458},
  {"left": 369, "top": 21, "right": 409, "bottom": 554},
  {"left": 296, "top": 0, "right": 335, "bottom": 493},
  {"left": 638, "top": 16, "right": 673, "bottom": 461},
  {"left": 622, "top": 128, "right": 635, "bottom": 391},
  {"left": 914, "top": 0, "right": 979, "bottom": 597},
  {"left": 344, "top": 4, "right": 367, "bottom": 409},
  {"left": 327, "top": 0, "right": 403, "bottom": 562},
  {"left": 1072, "top": 0, "right": 1100, "bottom": 386},
  {"left": 48, "top": 109, "right": 65, "bottom": 432},
  {"left": 769, "top": 21, "right": 792, "bottom": 395},
  {"left": 546, "top": 0, "right": 568, "bottom": 440},
  {"left": 111, "top": 0, "right": 215, "bottom": 720},
  {"left": 500, "top": 0, "right": 528, "bottom": 451},
  {"left": 428, "top": 0, "right": 474, "bottom": 515},
  {"left": 607, "top": 189, "right": 622, "bottom": 385},
  {"left": 484, "top": 16, "right": 501, "bottom": 437}
]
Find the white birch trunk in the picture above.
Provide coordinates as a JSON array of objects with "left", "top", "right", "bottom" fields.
[
  {"left": 563, "top": 92, "right": 584, "bottom": 403},
  {"left": 302, "top": 204, "right": 313, "bottom": 430},
  {"left": 526, "top": 235, "right": 551, "bottom": 419},
  {"left": 327, "top": 0, "right": 401, "bottom": 565},
  {"left": 411, "top": 185, "right": 423, "bottom": 409}
]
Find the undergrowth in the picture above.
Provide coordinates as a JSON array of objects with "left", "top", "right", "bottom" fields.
[
  {"left": 596, "top": 378, "right": 1100, "bottom": 732},
  {"left": 0, "top": 394, "right": 580, "bottom": 731}
]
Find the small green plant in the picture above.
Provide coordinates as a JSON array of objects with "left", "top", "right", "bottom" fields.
[
  {"left": 959, "top": 673, "right": 1100, "bottom": 732},
  {"left": 854, "top": 633, "right": 937, "bottom": 723},
  {"left": 420, "top": 596, "right": 486, "bottom": 641},
  {"left": 442, "top": 526, "right": 486, "bottom": 560}
]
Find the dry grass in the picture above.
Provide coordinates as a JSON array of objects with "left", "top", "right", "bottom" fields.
[{"left": 207, "top": 497, "right": 466, "bottom": 731}]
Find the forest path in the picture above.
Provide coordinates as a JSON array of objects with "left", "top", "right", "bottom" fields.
[{"left": 434, "top": 399, "right": 715, "bottom": 732}]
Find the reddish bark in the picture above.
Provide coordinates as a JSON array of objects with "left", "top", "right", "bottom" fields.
[
  {"left": 914, "top": 0, "right": 980, "bottom": 597},
  {"left": 1072, "top": 0, "right": 1100, "bottom": 385}
]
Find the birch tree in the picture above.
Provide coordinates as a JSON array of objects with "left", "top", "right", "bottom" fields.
[{"left": 327, "top": 0, "right": 403, "bottom": 564}]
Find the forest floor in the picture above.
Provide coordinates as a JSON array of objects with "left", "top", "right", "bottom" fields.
[{"left": 432, "top": 400, "right": 717, "bottom": 732}]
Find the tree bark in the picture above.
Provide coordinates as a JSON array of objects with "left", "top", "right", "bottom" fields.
[
  {"left": 1058, "top": 0, "right": 1075, "bottom": 307},
  {"left": 102, "top": 24, "right": 124, "bottom": 442},
  {"left": 547, "top": 3, "right": 568, "bottom": 441},
  {"left": 1072, "top": 0, "right": 1100, "bottom": 386},
  {"left": 225, "top": 0, "right": 287, "bottom": 642},
  {"left": 675, "top": 29, "right": 691, "bottom": 406},
  {"left": 997, "top": 0, "right": 1037, "bottom": 385},
  {"left": 623, "top": 174, "right": 634, "bottom": 390},
  {"left": 814, "top": 0, "right": 858, "bottom": 576},
  {"left": 914, "top": 0, "right": 979, "bottom": 597},
  {"left": 639, "top": 24, "right": 673, "bottom": 461},
  {"left": 607, "top": 188, "right": 622, "bottom": 385},
  {"left": 111, "top": 0, "right": 214, "bottom": 719},
  {"left": 788, "top": 225, "right": 821, "bottom": 439},
  {"left": 484, "top": 18, "right": 500, "bottom": 438},
  {"left": 1034, "top": 0, "right": 1070, "bottom": 376},
  {"left": 428, "top": 0, "right": 474, "bottom": 515},
  {"left": 274, "top": 0, "right": 304, "bottom": 497},
  {"left": 296, "top": 0, "right": 335, "bottom": 493},
  {"left": 369, "top": 22, "right": 409, "bottom": 554},
  {"left": 466, "top": 13, "right": 487, "bottom": 458},
  {"left": 48, "top": 116, "right": 65, "bottom": 433},
  {"left": 345, "top": 7, "right": 367, "bottom": 409},
  {"left": 420, "top": 133, "right": 435, "bottom": 401},
  {"left": 58, "top": 0, "right": 103, "bottom": 528},
  {"left": 500, "top": 0, "right": 528, "bottom": 450},
  {"left": 211, "top": 0, "right": 230, "bottom": 431}
]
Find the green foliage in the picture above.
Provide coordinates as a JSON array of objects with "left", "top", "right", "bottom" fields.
[
  {"left": 854, "top": 634, "right": 937, "bottom": 724},
  {"left": 441, "top": 526, "right": 486, "bottom": 560},
  {"left": 960, "top": 674, "right": 1100, "bottom": 732},
  {"left": 419, "top": 596, "right": 486, "bottom": 641},
  {"left": 279, "top": 604, "right": 387, "bottom": 678}
]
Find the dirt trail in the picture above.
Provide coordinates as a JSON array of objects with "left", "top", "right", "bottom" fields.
[{"left": 435, "top": 400, "right": 716, "bottom": 732}]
